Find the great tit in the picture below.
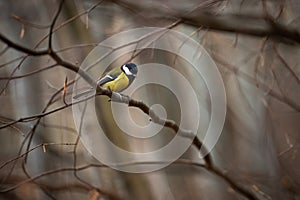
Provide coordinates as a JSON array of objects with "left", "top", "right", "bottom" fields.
[{"left": 74, "top": 63, "right": 138, "bottom": 99}]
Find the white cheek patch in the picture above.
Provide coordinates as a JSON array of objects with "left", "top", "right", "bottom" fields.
[{"left": 122, "top": 65, "right": 133, "bottom": 75}]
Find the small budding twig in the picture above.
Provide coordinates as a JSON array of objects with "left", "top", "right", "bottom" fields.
[{"left": 62, "top": 77, "right": 68, "bottom": 105}]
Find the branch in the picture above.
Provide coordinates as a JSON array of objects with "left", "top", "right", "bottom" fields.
[
  {"left": 207, "top": 165, "right": 257, "bottom": 200},
  {"left": 0, "top": 64, "right": 58, "bottom": 80},
  {"left": 1, "top": 157, "right": 258, "bottom": 199},
  {"left": 113, "top": 0, "right": 300, "bottom": 44},
  {"left": 181, "top": 12, "right": 300, "bottom": 44},
  {"left": 212, "top": 53, "right": 300, "bottom": 112},
  {"left": 0, "top": 33, "right": 48, "bottom": 56},
  {"left": 48, "top": 0, "right": 64, "bottom": 50},
  {"left": 274, "top": 44, "right": 300, "bottom": 84}
]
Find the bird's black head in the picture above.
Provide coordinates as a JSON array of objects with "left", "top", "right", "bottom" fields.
[{"left": 121, "top": 63, "right": 138, "bottom": 76}]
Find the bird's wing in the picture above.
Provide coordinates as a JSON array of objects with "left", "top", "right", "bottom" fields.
[
  {"left": 97, "top": 67, "right": 121, "bottom": 86},
  {"left": 97, "top": 75, "right": 114, "bottom": 86}
]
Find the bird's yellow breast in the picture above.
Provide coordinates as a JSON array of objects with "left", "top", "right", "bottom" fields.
[{"left": 101, "top": 72, "right": 129, "bottom": 92}]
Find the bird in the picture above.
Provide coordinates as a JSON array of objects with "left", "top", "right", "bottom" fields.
[{"left": 74, "top": 63, "right": 138, "bottom": 99}]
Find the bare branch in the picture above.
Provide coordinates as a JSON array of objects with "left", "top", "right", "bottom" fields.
[
  {"left": 48, "top": 0, "right": 64, "bottom": 50},
  {"left": 274, "top": 44, "right": 300, "bottom": 84},
  {"left": 0, "top": 33, "right": 48, "bottom": 56}
]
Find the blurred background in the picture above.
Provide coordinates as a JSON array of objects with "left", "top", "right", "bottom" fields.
[{"left": 0, "top": 0, "right": 300, "bottom": 199}]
